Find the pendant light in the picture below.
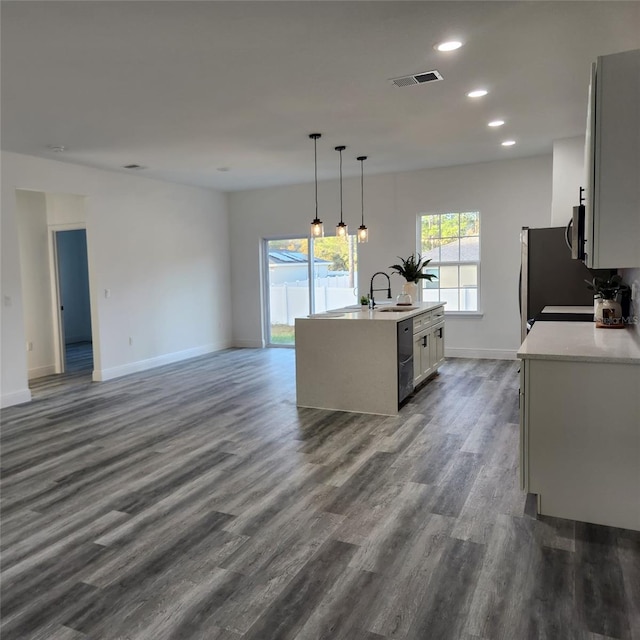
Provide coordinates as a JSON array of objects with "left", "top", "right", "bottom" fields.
[
  {"left": 356, "top": 155, "right": 369, "bottom": 243},
  {"left": 309, "top": 133, "right": 324, "bottom": 237},
  {"left": 335, "top": 145, "right": 348, "bottom": 238}
]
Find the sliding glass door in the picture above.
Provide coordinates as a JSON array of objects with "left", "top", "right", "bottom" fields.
[
  {"left": 264, "top": 236, "right": 358, "bottom": 346},
  {"left": 265, "top": 238, "right": 309, "bottom": 345}
]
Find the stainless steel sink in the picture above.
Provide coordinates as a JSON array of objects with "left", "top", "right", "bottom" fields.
[{"left": 376, "top": 306, "right": 417, "bottom": 313}]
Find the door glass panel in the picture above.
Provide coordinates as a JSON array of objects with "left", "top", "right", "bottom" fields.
[
  {"left": 313, "top": 236, "right": 358, "bottom": 312},
  {"left": 266, "top": 238, "right": 309, "bottom": 345},
  {"left": 265, "top": 236, "right": 358, "bottom": 346}
]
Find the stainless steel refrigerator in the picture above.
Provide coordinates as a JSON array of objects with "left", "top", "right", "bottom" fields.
[{"left": 519, "top": 226, "right": 611, "bottom": 341}]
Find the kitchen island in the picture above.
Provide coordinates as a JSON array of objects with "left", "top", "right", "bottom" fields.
[
  {"left": 518, "top": 319, "right": 640, "bottom": 531},
  {"left": 295, "top": 302, "right": 445, "bottom": 415}
]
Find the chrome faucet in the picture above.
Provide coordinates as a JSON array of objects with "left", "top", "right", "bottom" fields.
[{"left": 369, "top": 272, "right": 392, "bottom": 308}]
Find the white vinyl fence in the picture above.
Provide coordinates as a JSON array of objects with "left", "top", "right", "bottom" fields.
[{"left": 270, "top": 276, "right": 358, "bottom": 325}]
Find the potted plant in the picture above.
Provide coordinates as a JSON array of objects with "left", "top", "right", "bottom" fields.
[
  {"left": 389, "top": 253, "right": 438, "bottom": 302},
  {"left": 585, "top": 274, "right": 629, "bottom": 326}
]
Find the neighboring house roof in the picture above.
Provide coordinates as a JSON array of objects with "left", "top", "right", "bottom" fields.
[
  {"left": 424, "top": 236, "right": 479, "bottom": 263},
  {"left": 269, "top": 250, "right": 329, "bottom": 265}
]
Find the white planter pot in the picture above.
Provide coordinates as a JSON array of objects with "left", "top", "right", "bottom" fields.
[
  {"left": 402, "top": 281, "right": 418, "bottom": 303},
  {"left": 595, "top": 298, "right": 623, "bottom": 325}
]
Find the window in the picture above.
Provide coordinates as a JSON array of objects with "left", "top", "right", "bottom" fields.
[{"left": 420, "top": 211, "right": 480, "bottom": 312}]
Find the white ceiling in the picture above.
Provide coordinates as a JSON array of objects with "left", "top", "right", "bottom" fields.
[{"left": 2, "top": 1, "right": 639, "bottom": 191}]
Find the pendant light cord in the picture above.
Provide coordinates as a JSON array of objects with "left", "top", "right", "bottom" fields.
[
  {"left": 339, "top": 148, "right": 344, "bottom": 224},
  {"left": 360, "top": 158, "right": 364, "bottom": 226},
  {"left": 314, "top": 136, "right": 319, "bottom": 219}
]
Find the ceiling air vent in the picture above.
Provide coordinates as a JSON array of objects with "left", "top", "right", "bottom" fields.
[{"left": 390, "top": 70, "right": 443, "bottom": 88}]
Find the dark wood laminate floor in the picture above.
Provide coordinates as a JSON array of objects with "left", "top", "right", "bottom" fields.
[{"left": 1, "top": 349, "right": 638, "bottom": 640}]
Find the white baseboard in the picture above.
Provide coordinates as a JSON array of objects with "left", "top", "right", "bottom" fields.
[
  {"left": 28, "top": 365, "right": 57, "bottom": 380},
  {"left": 93, "top": 341, "right": 233, "bottom": 382},
  {"left": 445, "top": 347, "right": 517, "bottom": 360},
  {"left": 1, "top": 388, "right": 32, "bottom": 408},
  {"left": 234, "top": 339, "right": 265, "bottom": 349}
]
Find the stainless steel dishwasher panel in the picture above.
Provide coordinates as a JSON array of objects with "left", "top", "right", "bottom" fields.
[{"left": 397, "top": 318, "right": 414, "bottom": 405}]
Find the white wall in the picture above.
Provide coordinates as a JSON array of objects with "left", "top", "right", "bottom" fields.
[
  {"left": 15, "top": 190, "right": 56, "bottom": 379},
  {"left": 1, "top": 151, "right": 232, "bottom": 406},
  {"left": 229, "top": 155, "right": 553, "bottom": 357},
  {"left": 551, "top": 136, "right": 586, "bottom": 227},
  {"left": 46, "top": 192, "right": 87, "bottom": 226}
]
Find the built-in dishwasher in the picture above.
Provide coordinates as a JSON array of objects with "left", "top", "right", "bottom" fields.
[{"left": 397, "top": 317, "right": 414, "bottom": 406}]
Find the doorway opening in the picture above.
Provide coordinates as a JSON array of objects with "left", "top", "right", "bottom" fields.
[
  {"left": 54, "top": 229, "right": 93, "bottom": 373},
  {"left": 15, "top": 189, "right": 95, "bottom": 383},
  {"left": 263, "top": 235, "right": 358, "bottom": 346}
]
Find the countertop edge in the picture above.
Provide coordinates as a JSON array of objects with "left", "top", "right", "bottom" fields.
[
  {"left": 297, "top": 302, "right": 446, "bottom": 323},
  {"left": 517, "top": 321, "right": 640, "bottom": 364},
  {"left": 517, "top": 351, "right": 640, "bottom": 364}
]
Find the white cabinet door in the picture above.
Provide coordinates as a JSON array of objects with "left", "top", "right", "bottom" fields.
[
  {"left": 413, "top": 329, "right": 431, "bottom": 385},
  {"left": 412, "top": 309, "right": 445, "bottom": 388},
  {"left": 585, "top": 49, "right": 640, "bottom": 268},
  {"left": 422, "top": 330, "right": 433, "bottom": 380},
  {"left": 519, "top": 362, "right": 528, "bottom": 492},
  {"left": 432, "top": 322, "right": 445, "bottom": 368},
  {"left": 522, "top": 357, "right": 639, "bottom": 531},
  {"left": 413, "top": 332, "right": 425, "bottom": 386}
]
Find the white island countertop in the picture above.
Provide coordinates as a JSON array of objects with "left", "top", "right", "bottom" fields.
[
  {"left": 307, "top": 301, "right": 445, "bottom": 322},
  {"left": 517, "top": 321, "right": 640, "bottom": 363}
]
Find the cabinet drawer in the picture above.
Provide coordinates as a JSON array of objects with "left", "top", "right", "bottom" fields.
[{"left": 412, "top": 311, "right": 431, "bottom": 333}]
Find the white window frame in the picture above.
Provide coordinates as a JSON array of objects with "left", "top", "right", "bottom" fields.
[{"left": 418, "top": 211, "right": 482, "bottom": 315}]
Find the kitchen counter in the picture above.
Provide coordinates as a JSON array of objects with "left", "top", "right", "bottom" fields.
[
  {"left": 295, "top": 301, "right": 445, "bottom": 415},
  {"left": 517, "top": 320, "right": 640, "bottom": 363},
  {"left": 310, "top": 301, "right": 445, "bottom": 322},
  {"left": 518, "top": 317, "right": 640, "bottom": 531},
  {"left": 540, "top": 305, "right": 594, "bottom": 315}
]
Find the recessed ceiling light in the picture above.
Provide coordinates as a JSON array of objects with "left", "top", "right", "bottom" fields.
[
  {"left": 467, "top": 89, "right": 488, "bottom": 98},
  {"left": 435, "top": 41, "right": 463, "bottom": 52},
  {"left": 46, "top": 144, "right": 66, "bottom": 152},
  {"left": 488, "top": 120, "right": 505, "bottom": 127},
  {"left": 501, "top": 140, "right": 516, "bottom": 147}
]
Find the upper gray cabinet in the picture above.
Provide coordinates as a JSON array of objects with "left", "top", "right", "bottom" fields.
[{"left": 584, "top": 49, "right": 640, "bottom": 269}]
